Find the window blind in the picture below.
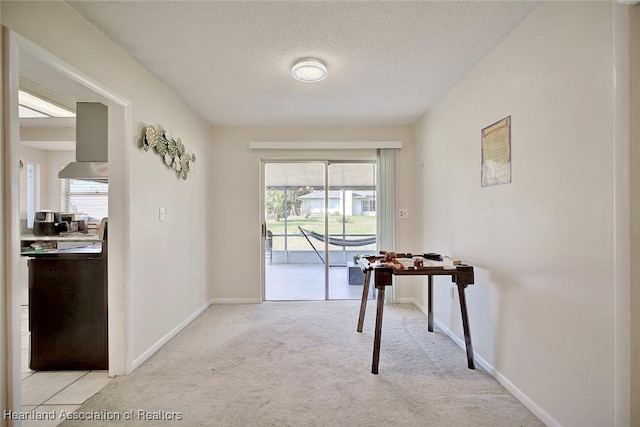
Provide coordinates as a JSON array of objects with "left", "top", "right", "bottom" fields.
[
  {"left": 63, "top": 179, "right": 109, "bottom": 223},
  {"left": 377, "top": 148, "right": 396, "bottom": 304}
]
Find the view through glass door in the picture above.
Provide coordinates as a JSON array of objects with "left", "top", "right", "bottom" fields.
[{"left": 263, "top": 161, "right": 377, "bottom": 301}]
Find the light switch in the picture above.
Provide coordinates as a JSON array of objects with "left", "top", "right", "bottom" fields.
[{"left": 159, "top": 207, "right": 166, "bottom": 221}]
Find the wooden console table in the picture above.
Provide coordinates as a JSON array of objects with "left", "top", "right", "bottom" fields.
[{"left": 356, "top": 255, "right": 475, "bottom": 374}]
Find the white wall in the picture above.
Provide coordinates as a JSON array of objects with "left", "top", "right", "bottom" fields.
[
  {"left": 414, "top": 2, "right": 625, "bottom": 426},
  {"left": 18, "top": 145, "right": 47, "bottom": 219},
  {"left": 630, "top": 5, "right": 640, "bottom": 425},
  {"left": 208, "top": 126, "right": 419, "bottom": 302},
  {"left": 19, "top": 147, "right": 77, "bottom": 221},
  {"left": 2, "top": 1, "right": 211, "bottom": 371},
  {"left": 19, "top": 125, "right": 76, "bottom": 216},
  {"left": 43, "top": 150, "right": 75, "bottom": 212}
]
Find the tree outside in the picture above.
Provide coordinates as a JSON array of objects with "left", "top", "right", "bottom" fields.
[{"left": 265, "top": 188, "right": 313, "bottom": 221}]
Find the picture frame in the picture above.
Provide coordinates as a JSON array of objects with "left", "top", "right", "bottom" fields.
[{"left": 481, "top": 116, "right": 511, "bottom": 187}]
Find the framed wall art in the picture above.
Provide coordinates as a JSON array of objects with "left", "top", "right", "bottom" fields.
[{"left": 481, "top": 116, "right": 511, "bottom": 187}]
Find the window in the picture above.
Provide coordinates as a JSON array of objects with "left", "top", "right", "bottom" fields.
[
  {"left": 26, "top": 163, "right": 40, "bottom": 229},
  {"left": 63, "top": 179, "right": 108, "bottom": 223},
  {"left": 362, "top": 199, "right": 376, "bottom": 213}
]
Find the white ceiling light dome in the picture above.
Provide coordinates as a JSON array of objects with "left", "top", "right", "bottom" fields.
[{"left": 291, "top": 58, "right": 327, "bottom": 83}]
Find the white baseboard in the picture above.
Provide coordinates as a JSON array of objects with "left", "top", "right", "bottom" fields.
[
  {"left": 396, "top": 297, "right": 425, "bottom": 312},
  {"left": 209, "top": 298, "right": 262, "bottom": 304},
  {"left": 130, "top": 301, "right": 211, "bottom": 371},
  {"left": 401, "top": 298, "right": 560, "bottom": 427}
]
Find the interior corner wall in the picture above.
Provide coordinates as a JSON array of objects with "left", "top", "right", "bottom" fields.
[
  {"left": 414, "top": 2, "right": 618, "bottom": 426},
  {"left": 18, "top": 147, "right": 74, "bottom": 218},
  {"left": 18, "top": 145, "right": 47, "bottom": 218},
  {"left": 630, "top": 4, "right": 640, "bottom": 425},
  {"left": 208, "top": 126, "right": 418, "bottom": 302},
  {"left": 43, "top": 150, "right": 74, "bottom": 212},
  {"left": 1, "top": 1, "right": 212, "bottom": 370}
]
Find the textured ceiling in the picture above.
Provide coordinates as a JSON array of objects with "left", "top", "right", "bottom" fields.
[{"left": 67, "top": 1, "right": 539, "bottom": 127}]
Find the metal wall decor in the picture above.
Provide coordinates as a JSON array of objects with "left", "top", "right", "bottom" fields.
[{"left": 141, "top": 126, "right": 196, "bottom": 180}]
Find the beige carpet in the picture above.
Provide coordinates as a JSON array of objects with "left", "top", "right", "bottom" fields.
[{"left": 61, "top": 301, "right": 543, "bottom": 426}]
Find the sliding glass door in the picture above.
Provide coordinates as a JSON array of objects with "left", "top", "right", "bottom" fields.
[
  {"left": 326, "top": 162, "right": 377, "bottom": 299},
  {"left": 263, "top": 160, "right": 376, "bottom": 301},
  {"left": 264, "top": 162, "right": 326, "bottom": 300}
]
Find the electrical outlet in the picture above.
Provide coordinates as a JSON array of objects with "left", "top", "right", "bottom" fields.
[
  {"left": 398, "top": 209, "right": 409, "bottom": 219},
  {"left": 449, "top": 286, "right": 455, "bottom": 300},
  {"left": 159, "top": 207, "right": 166, "bottom": 221}
]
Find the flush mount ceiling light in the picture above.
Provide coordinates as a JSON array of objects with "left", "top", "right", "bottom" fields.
[{"left": 291, "top": 58, "right": 327, "bottom": 83}]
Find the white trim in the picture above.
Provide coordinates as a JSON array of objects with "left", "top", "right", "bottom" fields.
[
  {"left": 612, "top": 4, "right": 631, "bottom": 426},
  {"left": 14, "top": 33, "right": 129, "bottom": 107},
  {"left": 259, "top": 160, "right": 266, "bottom": 302},
  {"left": 3, "top": 26, "right": 24, "bottom": 420},
  {"left": 10, "top": 31, "right": 133, "bottom": 378},
  {"left": 250, "top": 141, "right": 402, "bottom": 150},
  {"left": 396, "top": 297, "right": 419, "bottom": 306},
  {"left": 130, "top": 302, "right": 211, "bottom": 371},
  {"left": 210, "top": 298, "right": 262, "bottom": 304},
  {"left": 431, "top": 317, "right": 560, "bottom": 427},
  {"left": 402, "top": 297, "right": 561, "bottom": 427}
]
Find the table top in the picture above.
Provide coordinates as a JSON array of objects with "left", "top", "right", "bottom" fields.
[{"left": 356, "top": 254, "right": 474, "bottom": 281}]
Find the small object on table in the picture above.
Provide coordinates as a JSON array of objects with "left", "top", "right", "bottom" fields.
[
  {"left": 443, "top": 256, "right": 461, "bottom": 269},
  {"left": 30, "top": 241, "right": 56, "bottom": 251},
  {"left": 423, "top": 252, "right": 442, "bottom": 261}
]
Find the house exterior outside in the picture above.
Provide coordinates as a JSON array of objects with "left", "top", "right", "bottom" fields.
[{"left": 297, "top": 190, "right": 376, "bottom": 216}]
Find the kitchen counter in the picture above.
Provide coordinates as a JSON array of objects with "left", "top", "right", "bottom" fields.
[
  {"left": 21, "top": 233, "right": 102, "bottom": 242},
  {"left": 23, "top": 243, "right": 103, "bottom": 257},
  {"left": 21, "top": 234, "right": 104, "bottom": 256}
]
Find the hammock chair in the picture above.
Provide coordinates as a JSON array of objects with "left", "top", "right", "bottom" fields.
[{"left": 298, "top": 226, "right": 376, "bottom": 264}]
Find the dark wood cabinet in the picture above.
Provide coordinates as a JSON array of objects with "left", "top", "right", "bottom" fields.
[{"left": 28, "top": 253, "right": 108, "bottom": 370}]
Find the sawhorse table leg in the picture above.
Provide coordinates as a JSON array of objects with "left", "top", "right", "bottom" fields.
[
  {"left": 457, "top": 283, "right": 475, "bottom": 369},
  {"left": 427, "top": 275, "right": 433, "bottom": 332},
  {"left": 357, "top": 269, "right": 371, "bottom": 333},
  {"left": 367, "top": 268, "right": 475, "bottom": 374},
  {"left": 372, "top": 285, "right": 385, "bottom": 374}
]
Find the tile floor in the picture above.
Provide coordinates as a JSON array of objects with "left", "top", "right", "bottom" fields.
[{"left": 20, "top": 306, "right": 111, "bottom": 427}]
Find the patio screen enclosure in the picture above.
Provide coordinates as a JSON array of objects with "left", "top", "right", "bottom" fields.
[{"left": 263, "top": 161, "right": 377, "bottom": 300}]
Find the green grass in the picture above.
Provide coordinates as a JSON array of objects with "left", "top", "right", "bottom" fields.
[{"left": 267, "top": 215, "right": 376, "bottom": 251}]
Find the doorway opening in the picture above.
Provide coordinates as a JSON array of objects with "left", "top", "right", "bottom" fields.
[
  {"left": 4, "top": 29, "right": 130, "bottom": 416},
  {"left": 263, "top": 161, "right": 377, "bottom": 301}
]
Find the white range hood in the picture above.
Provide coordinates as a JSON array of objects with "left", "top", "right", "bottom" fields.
[{"left": 58, "top": 102, "right": 108, "bottom": 182}]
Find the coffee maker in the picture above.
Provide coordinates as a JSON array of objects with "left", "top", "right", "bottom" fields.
[{"left": 33, "top": 210, "right": 64, "bottom": 236}]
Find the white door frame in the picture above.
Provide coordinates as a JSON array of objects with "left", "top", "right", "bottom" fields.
[
  {"left": 2, "top": 27, "right": 132, "bottom": 421},
  {"left": 261, "top": 160, "right": 330, "bottom": 300},
  {"left": 260, "top": 159, "right": 377, "bottom": 301}
]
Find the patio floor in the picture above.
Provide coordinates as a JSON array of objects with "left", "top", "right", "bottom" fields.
[{"left": 264, "top": 263, "right": 376, "bottom": 301}]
